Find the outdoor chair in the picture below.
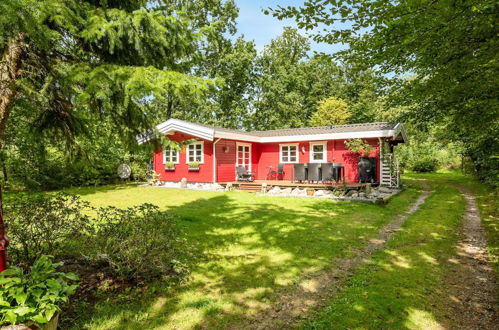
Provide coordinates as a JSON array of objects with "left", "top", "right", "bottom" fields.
[
  {"left": 293, "top": 163, "right": 306, "bottom": 182},
  {"left": 321, "top": 163, "right": 334, "bottom": 182},
  {"left": 236, "top": 166, "right": 255, "bottom": 182},
  {"left": 269, "top": 163, "right": 285, "bottom": 180},
  {"left": 307, "top": 163, "right": 320, "bottom": 183}
]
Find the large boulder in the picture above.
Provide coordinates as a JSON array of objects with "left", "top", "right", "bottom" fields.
[
  {"left": 281, "top": 188, "right": 292, "bottom": 195},
  {"left": 180, "top": 177, "right": 188, "bottom": 189}
]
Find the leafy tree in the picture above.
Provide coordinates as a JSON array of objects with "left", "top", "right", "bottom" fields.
[
  {"left": 310, "top": 97, "right": 350, "bottom": 126},
  {"left": 272, "top": 0, "right": 499, "bottom": 184},
  {"left": 252, "top": 27, "right": 311, "bottom": 129},
  {"left": 0, "top": 0, "right": 225, "bottom": 265}
]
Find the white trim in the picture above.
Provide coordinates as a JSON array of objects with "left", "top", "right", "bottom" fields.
[
  {"left": 236, "top": 142, "right": 252, "bottom": 173},
  {"left": 138, "top": 119, "right": 408, "bottom": 145},
  {"left": 186, "top": 141, "right": 205, "bottom": 164},
  {"left": 163, "top": 146, "right": 180, "bottom": 165},
  {"left": 214, "top": 131, "right": 260, "bottom": 142},
  {"left": 309, "top": 141, "right": 327, "bottom": 163},
  {"left": 213, "top": 138, "right": 221, "bottom": 183},
  {"left": 279, "top": 143, "right": 299, "bottom": 164}
]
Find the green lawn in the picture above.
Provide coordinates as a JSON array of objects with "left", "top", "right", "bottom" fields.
[
  {"left": 299, "top": 173, "right": 495, "bottom": 329},
  {"left": 63, "top": 182, "right": 422, "bottom": 329}
]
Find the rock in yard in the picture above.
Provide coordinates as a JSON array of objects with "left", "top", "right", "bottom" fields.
[
  {"left": 281, "top": 188, "right": 292, "bottom": 195},
  {"left": 180, "top": 177, "right": 188, "bottom": 189},
  {"left": 378, "top": 186, "right": 393, "bottom": 193},
  {"left": 314, "top": 190, "right": 326, "bottom": 196},
  {"left": 268, "top": 186, "right": 281, "bottom": 195}
]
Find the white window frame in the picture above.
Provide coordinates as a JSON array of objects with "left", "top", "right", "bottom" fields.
[
  {"left": 163, "top": 146, "right": 179, "bottom": 164},
  {"left": 279, "top": 143, "right": 299, "bottom": 164},
  {"left": 236, "top": 142, "right": 252, "bottom": 171},
  {"left": 186, "top": 141, "right": 204, "bottom": 164},
  {"left": 309, "top": 142, "right": 327, "bottom": 163}
]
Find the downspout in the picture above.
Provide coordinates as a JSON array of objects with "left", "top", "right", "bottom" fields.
[
  {"left": 378, "top": 137, "right": 383, "bottom": 184},
  {"left": 213, "top": 138, "right": 222, "bottom": 183}
]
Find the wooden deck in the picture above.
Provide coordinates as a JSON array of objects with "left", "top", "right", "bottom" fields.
[{"left": 220, "top": 180, "right": 375, "bottom": 192}]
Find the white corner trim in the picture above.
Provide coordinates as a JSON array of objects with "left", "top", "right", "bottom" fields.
[
  {"left": 309, "top": 141, "right": 327, "bottom": 163},
  {"left": 213, "top": 138, "right": 221, "bottom": 183}
]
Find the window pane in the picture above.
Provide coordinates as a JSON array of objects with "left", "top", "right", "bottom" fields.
[
  {"left": 196, "top": 144, "right": 201, "bottom": 150},
  {"left": 290, "top": 146, "right": 296, "bottom": 151},
  {"left": 313, "top": 153, "right": 323, "bottom": 160},
  {"left": 313, "top": 145, "right": 323, "bottom": 152},
  {"left": 290, "top": 156, "right": 296, "bottom": 162}
]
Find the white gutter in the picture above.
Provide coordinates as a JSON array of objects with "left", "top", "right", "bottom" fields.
[{"left": 212, "top": 138, "right": 221, "bottom": 183}]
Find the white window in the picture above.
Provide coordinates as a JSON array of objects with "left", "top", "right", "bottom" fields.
[
  {"left": 310, "top": 142, "right": 327, "bottom": 163},
  {"left": 163, "top": 146, "right": 179, "bottom": 164},
  {"left": 280, "top": 144, "right": 298, "bottom": 163},
  {"left": 186, "top": 141, "right": 204, "bottom": 163}
]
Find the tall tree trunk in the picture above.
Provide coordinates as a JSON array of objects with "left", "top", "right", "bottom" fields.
[{"left": 0, "top": 34, "right": 27, "bottom": 271}]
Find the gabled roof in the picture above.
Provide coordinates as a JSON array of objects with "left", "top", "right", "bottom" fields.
[{"left": 137, "top": 119, "right": 408, "bottom": 144}]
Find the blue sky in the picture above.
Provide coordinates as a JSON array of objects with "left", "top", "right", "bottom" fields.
[{"left": 234, "top": 0, "right": 345, "bottom": 54}]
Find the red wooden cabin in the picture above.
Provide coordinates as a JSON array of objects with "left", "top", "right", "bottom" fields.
[{"left": 138, "top": 119, "right": 407, "bottom": 187}]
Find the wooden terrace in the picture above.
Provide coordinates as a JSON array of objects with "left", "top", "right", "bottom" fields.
[{"left": 220, "top": 180, "right": 376, "bottom": 193}]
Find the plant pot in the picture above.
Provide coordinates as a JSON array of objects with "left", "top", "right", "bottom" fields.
[
  {"left": 188, "top": 167, "right": 200, "bottom": 171},
  {"left": 165, "top": 167, "right": 175, "bottom": 171},
  {"left": 43, "top": 313, "right": 59, "bottom": 330},
  {"left": 358, "top": 157, "right": 376, "bottom": 183}
]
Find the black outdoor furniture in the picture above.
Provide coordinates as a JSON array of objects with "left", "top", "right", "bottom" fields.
[
  {"left": 332, "top": 163, "right": 344, "bottom": 182},
  {"left": 358, "top": 157, "right": 376, "bottom": 183},
  {"left": 269, "top": 163, "right": 285, "bottom": 180},
  {"left": 293, "top": 163, "right": 306, "bottom": 182},
  {"left": 236, "top": 166, "right": 255, "bottom": 181},
  {"left": 320, "top": 163, "right": 334, "bottom": 182},
  {"left": 307, "top": 163, "right": 320, "bottom": 183}
]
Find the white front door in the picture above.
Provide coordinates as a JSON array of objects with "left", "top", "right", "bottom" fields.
[{"left": 236, "top": 143, "right": 252, "bottom": 175}]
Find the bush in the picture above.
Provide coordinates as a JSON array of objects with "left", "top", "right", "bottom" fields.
[
  {"left": 89, "top": 204, "right": 189, "bottom": 281},
  {"left": 5, "top": 193, "right": 92, "bottom": 266},
  {"left": 411, "top": 157, "right": 439, "bottom": 172},
  {"left": 0, "top": 255, "right": 78, "bottom": 326}
]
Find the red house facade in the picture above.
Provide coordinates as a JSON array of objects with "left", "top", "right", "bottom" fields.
[{"left": 138, "top": 119, "right": 407, "bottom": 187}]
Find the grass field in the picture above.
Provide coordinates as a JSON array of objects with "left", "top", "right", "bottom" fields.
[
  {"left": 53, "top": 172, "right": 497, "bottom": 329},
  {"left": 300, "top": 174, "right": 466, "bottom": 329},
  {"left": 64, "top": 182, "right": 422, "bottom": 329}
]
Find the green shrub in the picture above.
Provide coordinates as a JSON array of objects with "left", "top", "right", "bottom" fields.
[
  {"left": 5, "top": 193, "right": 92, "bottom": 266},
  {"left": 89, "top": 204, "right": 189, "bottom": 281},
  {"left": 0, "top": 255, "right": 78, "bottom": 326},
  {"left": 412, "top": 157, "right": 439, "bottom": 172}
]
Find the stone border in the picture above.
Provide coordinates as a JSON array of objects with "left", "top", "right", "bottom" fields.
[
  {"left": 146, "top": 180, "right": 403, "bottom": 204},
  {"left": 259, "top": 185, "right": 403, "bottom": 204}
]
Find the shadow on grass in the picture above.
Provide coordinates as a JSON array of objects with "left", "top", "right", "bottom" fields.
[
  {"left": 64, "top": 183, "right": 142, "bottom": 196},
  {"left": 67, "top": 186, "right": 420, "bottom": 329}
]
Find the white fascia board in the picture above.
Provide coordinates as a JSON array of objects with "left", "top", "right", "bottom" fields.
[
  {"left": 214, "top": 131, "right": 260, "bottom": 142},
  {"left": 156, "top": 119, "right": 214, "bottom": 141},
  {"left": 259, "top": 130, "right": 393, "bottom": 143}
]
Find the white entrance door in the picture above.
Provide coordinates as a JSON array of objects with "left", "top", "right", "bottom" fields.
[{"left": 236, "top": 143, "right": 252, "bottom": 176}]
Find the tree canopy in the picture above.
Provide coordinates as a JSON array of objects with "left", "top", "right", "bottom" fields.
[
  {"left": 310, "top": 97, "right": 350, "bottom": 126},
  {"left": 271, "top": 0, "right": 499, "bottom": 184}
]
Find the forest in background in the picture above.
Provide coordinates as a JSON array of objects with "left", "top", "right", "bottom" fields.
[{"left": 1, "top": 0, "right": 493, "bottom": 191}]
